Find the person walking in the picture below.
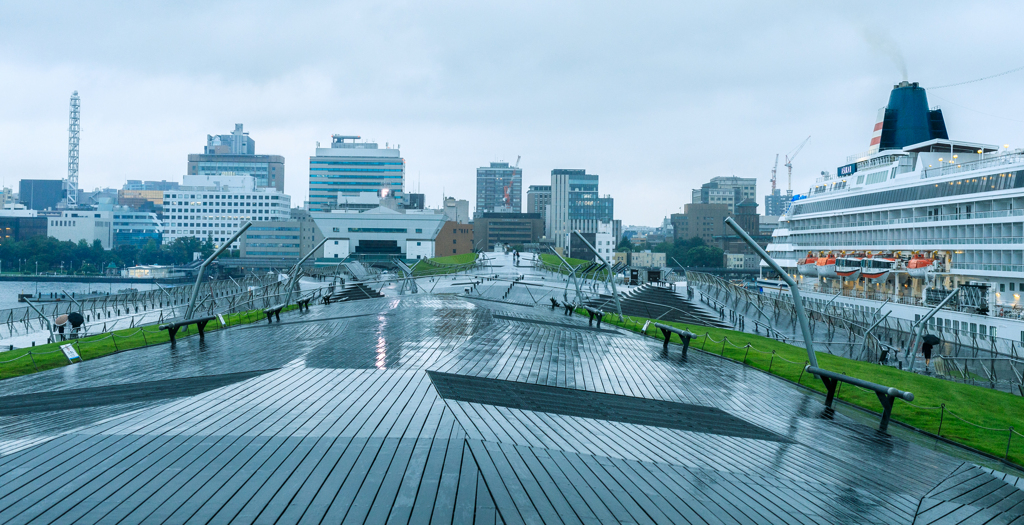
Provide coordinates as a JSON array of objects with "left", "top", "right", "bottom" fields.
[{"left": 922, "top": 340, "right": 933, "bottom": 367}]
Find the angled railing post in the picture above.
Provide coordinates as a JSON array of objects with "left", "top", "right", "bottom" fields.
[
  {"left": 572, "top": 230, "right": 622, "bottom": 321},
  {"left": 724, "top": 217, "right": 818, "bottom": 369},
  {"left": 185, "top": 222, "right": 252, "bottom": 320}
]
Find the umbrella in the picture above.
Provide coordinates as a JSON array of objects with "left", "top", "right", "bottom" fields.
[
  {"left": 68, "top": 312, "right": 85, "bottom": 328},
  {"left": 922, "top": 334, "right": 941, "bottom": 345},
  {"left": 55, "top": 314, "right": 68, "bottom": 326}
]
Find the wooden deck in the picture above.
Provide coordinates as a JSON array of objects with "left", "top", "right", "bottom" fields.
[{"left": 1, "top": 257, "right": 1022, "bottom": 523}]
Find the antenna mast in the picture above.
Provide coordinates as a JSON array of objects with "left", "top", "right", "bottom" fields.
[{"left": 66, "top": 91, "right": 80, "bottom": 207}]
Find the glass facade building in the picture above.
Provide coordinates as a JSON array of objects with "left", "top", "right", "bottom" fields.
[{"left": 308, "top": 136, "right": 405, "bottom": 212}]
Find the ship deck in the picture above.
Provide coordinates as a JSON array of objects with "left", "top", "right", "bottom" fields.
[{"left": 1, "top": 253, "right": 1022, "bottom": 524}]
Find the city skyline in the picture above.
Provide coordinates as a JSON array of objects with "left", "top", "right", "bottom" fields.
[{"left": 3, "top": 2, "right": 1024, "bottom": 225}]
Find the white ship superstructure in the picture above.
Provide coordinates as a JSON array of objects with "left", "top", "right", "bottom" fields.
[{"left": 765, "top": 81, "right": 1024, "bottom": 347}]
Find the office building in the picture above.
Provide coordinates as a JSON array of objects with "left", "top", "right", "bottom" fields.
[
  {"left": 312, "top": 206, "right": 447, "bottom": 261},
  {"left": 671, "top": 203, "right": 731, "bottom": 245},
  {"left": 112, "top": 210, "right": 163, "bottom": 248},
  {"left": 117, "top": 190, "right": 165, "bottom": 210},
  {"left": 692, "top": 176, "right": 757, "bottom": 213},
  {"left": 48, "top": 210, "right": 115, "bottom": 249},
  {"left": 526, "top": 185, "right": 551, "bottom": 216},
  {"left": 290, "top": 207, "right": 326, "bottom": 260},
  {"left": 475, "top": 162, "right": 522, "bottom": 218},
  {"left": 162, "top": 175, "right": 291, "bottom": 249},
  {"left": 442, "top": 197, "right": 470, "bottom": 224},
  {"left": 187, "top": 124, "right": 285, "bottom": 193},
  {"left": 124, "top": 180, "right": 179, "bottom": 191},
  {"left": 403, "top": 193, "right": 425, "bottom": 210},
  {"left": 434, "top": 221, "right": 474, "bottom": 256},
  {"left": 764, "top": 188, "right": 788, "bottom": 217},
  {"left": 237, "top": 221, "right": 302, "bottom": 259},
  {"left": 19, "top": 180, "right": 64, "bottom": 211},
  {"left": 308, "top": 135, "right": 404, "bottom": 212},
  {"left": 548, "top": 169, "right": 614, "bottom": 249},
  {"left": 0, "top": 210, "right": 46, "bottom": 245},
  {"left": 613, "top": 250, "right": 667, "bottom": 268},
  {"left": 473, "top": 212, "right": 544, "bottom": 251},
  {"left": 526, "top": 185, "right": 551, "bottom": 232}
]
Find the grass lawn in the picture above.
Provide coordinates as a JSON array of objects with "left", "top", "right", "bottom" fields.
[
  {"left": 539, "top": 254, "right": 611, "bottom": 279},
  {"left": 0, "top": 306, "right": 297, "bottom": 382},
  {"left": 412, "top": 253, "right": 479, "bottom": 276},
  {"left": 589, "top": 309, "right": 1024, "bottom": 468}
]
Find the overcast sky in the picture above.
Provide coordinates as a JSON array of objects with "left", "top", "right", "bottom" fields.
[{"left": 2, "top": 1, "right": 1024, "bottom": 226}]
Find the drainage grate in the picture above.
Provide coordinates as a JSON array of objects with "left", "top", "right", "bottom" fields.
[{"left": 427, "top": 371, "right": 791, "bottom": 443}]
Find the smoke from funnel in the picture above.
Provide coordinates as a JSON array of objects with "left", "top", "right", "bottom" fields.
[{"left": 862, "top": 27, "right": 908, "bottom": 81}]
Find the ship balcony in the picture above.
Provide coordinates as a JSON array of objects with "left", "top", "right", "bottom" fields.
[
  {"left": 921, "top": 151, "right": 1024, "bottom": 180},
  {"left": 788, "top": 208, "right": 1024, "bottom": 231}
]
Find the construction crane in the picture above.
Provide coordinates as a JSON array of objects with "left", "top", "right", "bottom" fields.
[
  {"left": 784, "top": 136, "right": 811, "bottom": 194},
  {"left": 769, "top": 154, "right": 779, "bottom": 193},
  {"left": 515, "top": 155, "right": 520, "bottom": 168}
]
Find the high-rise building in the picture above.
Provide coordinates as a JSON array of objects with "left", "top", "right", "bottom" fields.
[
  {"left": 19, "top": 180, "right": 64, "bottom": 211},
  {"left": 308, "top": 135, "right": 404, "bottom": 212},
  {"left": 526, "top": 185, "right": 551, "bottom": 230},
  {"left": 187, "top": 124, "right": 285, "bottom": 193},
  {"left": 692, "top": 176, "right": 757, "bottom": 213},
  {"left": 475, "top": 162, "right": 522, "bottom": 218},
  {"left": 548, "top": 170, "right": 614, "bottom": 250},
  {"left": 764, "top": 188, "right": 788, "bottom": 217}
]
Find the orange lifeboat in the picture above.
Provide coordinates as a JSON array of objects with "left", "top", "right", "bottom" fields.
[
  {"left": 797, "top": 252, "right": 818, "bottom": 276},
  {"left": 816, "top": 253, "right": 837, "bottom": 278},
  {"left": 907, "top": 255, "right": 936, "bottom": 279}
]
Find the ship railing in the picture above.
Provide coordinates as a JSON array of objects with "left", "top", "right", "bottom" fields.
[
  {"left": 921, "top": 151, "right": 1024, "bottom": 180},
  {"left": 691, "top": 270, "right": 1024, "bottom": 389},
  {"left": 787, "top": 208, "right": 1024, "bottom": 231}
]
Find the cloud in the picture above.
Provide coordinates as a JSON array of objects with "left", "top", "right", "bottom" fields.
[{"left": 2, "top": 1, "right": 1024, "bottom": 224}]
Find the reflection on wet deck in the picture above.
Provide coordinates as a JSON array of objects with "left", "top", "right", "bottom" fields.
[{"left": 1, "top": 254, "right": 1022, "bottom": 523}]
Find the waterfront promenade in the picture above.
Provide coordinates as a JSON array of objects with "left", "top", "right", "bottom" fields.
[{"left": 0, "top": 253, "right": 1022, "bottom": 523}]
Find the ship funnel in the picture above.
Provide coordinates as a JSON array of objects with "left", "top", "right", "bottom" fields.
[{"left": 868, "top": 81, "right": 948, "bottom": 153}]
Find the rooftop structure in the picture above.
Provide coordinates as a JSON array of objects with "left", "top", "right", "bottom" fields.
[{"left": 187, "top": 124, "right": 285, "bottom": 192}]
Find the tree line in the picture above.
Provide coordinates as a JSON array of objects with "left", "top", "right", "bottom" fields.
[
  {"left": 616, "top": 236, "right": 725, "bottom": 268},
  {"left": 0, "top": 236, "right": 224, "bottom": 274}
]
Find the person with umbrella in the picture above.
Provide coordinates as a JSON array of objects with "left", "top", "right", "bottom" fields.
[
  {"left": 54, "top": 314, "right": 68, "bottom": 341},
  {"left": 922, "top": 333, "right": 941, "bottom": 368},
  {"left": 67, "top": 312, "right": 85, "bottom": 339}
]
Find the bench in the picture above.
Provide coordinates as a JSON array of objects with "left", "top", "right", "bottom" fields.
[
  {"left": 264, "top": 305, "right": 285, "bottom": 323},
  {"left": 654, "top": 323, "right": 696, "bottom": 358},
  {"left": 583, "top": 306, "right": 604, "bottom": 328},
  {"left": 550, "top": 297, "right": 560, "bottom": 309},
  {"left": 563, "top": 302, "right": 575, "bottom": 316},
  {"left": 159, "top": 315, "right": 216, "bottom": 346},
  {"left": 805, "top": 365, "right": 914, "bottom": 431}
]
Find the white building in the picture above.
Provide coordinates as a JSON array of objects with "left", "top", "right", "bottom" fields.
[
  {"left": 443, "top": 197, "right": 470, "bottom": 224},
  {"left": 593, "top": 220, "right": 615, "bottom": 258},
  {"left": 47, "top": 210, "right": 114, "bottom": 249},
  {"left": 162, "top": 175, "right": 291, "bottom": 249},
  {"left": 311, "top": 205, "right": 447, "bottom": 260}
]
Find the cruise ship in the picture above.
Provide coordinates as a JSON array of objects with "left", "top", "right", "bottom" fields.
[{"left": 764, "top": 80, "right": 1024, "bottom": 348}]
